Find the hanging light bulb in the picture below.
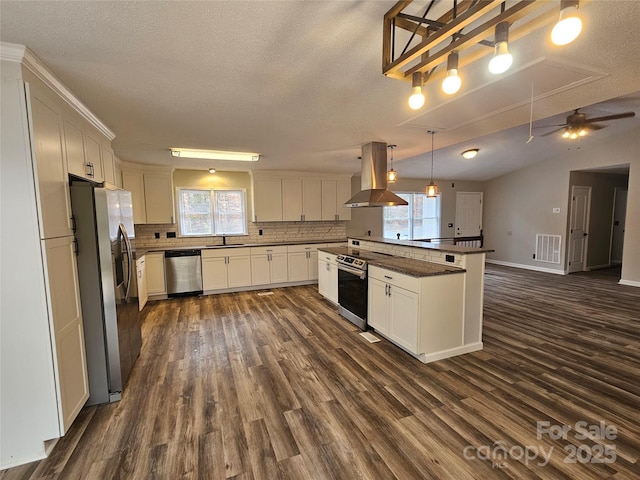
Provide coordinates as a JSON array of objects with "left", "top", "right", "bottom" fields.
[
  {"left": 551, "top": 0, "right": 582, "bottom": 46},
  {"left": 387, "top": 144, "right": 398, "bottom": 183},
  {"left": 426, "top": 131, "right": 438, "bottom": 198},
  {"left": 408, "top": 72, "right": 425, "bottom": 110},
  {"left": 442, "top": 52, "right": 462, "bottom": 95},
  {"left": 488, "top": 22, "right": 513, "bottom": 74}
]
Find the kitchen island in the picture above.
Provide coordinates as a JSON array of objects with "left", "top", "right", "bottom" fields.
[{"left": 318, "top": 237, "right": 493, "bottom": 363}]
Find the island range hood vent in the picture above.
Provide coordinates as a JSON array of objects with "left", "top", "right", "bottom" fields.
[{"left": 345, "top": 142, "right": 408, "bottom": 208}]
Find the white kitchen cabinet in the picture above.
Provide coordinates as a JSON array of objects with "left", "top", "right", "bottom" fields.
[
  {"left": 84, "top": 130, "right": 104, "bottom": 183},
  {"left": 143, "top": 171, "right": 174, "bottom": 224},
  {"left": 283, "top": 178, "right": 322, "bottom": 221},
  {"left": 121, "top": 170, "right": 147, "bottom": 224},
  {"left": 368, "top": 265, "right": 464, "bottom": 361},
  {"left": 202, "top": 248, "right": 252, "bottom": 291},
  {"left": 145, "top": 252, "right": 167, "bottom": 295},
  {"left": 288, "top": 244, "right": 322, "bottom": 281},
  {"left": 317, "top": 251, "right": 338, "bottom": 304},
  {"left": 43, "top": 236, "right": 90, "bottom": 434},
  {"left": 251, "top": 245, "right": 288, "bottom": 285},
  {"left": 252, "top": 176, "right": 283, "bottom": 222},
  {"left": 63, "top": 117, "right": 88, "bottom": 180},
  {"left": 321, "top": 179, "right": 352, "bottom": 221},
  {"left": 101, "top": 143, "right": 117, "bottom": 186},
  {"left": 136, "top": 255, "right": 148, "bottom": 311}
]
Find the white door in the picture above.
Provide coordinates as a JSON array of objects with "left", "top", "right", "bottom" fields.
[
  {"left": 611, "top": 188, "right": 627, "bottom": 264},
  {"left": 568, "top": 186, "right": 591, "bottom": 273},
  {"left": 455, "top": 192, "right": 483, "bottom": 237}
]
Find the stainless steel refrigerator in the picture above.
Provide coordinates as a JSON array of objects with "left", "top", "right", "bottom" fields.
[{"left": 70, "top": 181, "right": 141, "bottom": 405}]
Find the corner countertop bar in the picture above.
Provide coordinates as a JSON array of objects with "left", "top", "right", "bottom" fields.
[
  {"left": 350, "top": 236, "right": 494, "bottom": 255},
  {"left": 318, "top": 246, "right": 465, "bottom": 278}
]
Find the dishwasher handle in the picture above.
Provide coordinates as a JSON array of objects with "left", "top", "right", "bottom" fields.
[{"left": 164, "top": 249, "right": 201, "bottom": 257}]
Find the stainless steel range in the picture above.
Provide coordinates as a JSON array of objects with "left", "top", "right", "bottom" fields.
[{"left": 336, "top": 253, "right": 368, "bottom": 330}]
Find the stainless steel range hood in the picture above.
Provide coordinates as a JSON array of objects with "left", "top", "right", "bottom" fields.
[{"left": 344, "top": 142, "right": 408, "bottom": 207}]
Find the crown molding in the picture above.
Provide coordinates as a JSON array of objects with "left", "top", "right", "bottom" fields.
[{"left": 1, "top": 42, "right": 115, "bottom": 141}]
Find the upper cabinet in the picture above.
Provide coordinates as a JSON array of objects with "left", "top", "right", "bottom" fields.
[
  {"left": 121, "top": 164, "right": 174, "bottom": 224},
  {"left": 252, "top": 171, "right": 351, "bottom": 223},
  {"left": 101, "top": 142, "right": 117, "bottom": 186},
  {"left": 84, "top": 130, "right": 104, "bottom": 183}
]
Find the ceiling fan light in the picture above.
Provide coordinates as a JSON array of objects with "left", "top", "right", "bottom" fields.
[
  {"left": 570, "top": 132, "right": 579, "bottom": 139},
  {"left": 551, "top": 1, "right": 582, "bottom": 45},
  {"left": 578, "top": 128, "right": 588, "bottom": 136},
  {"left": 562, "top": 131, "right": 571, "bottom": 138},
  {"left": 462, "top": 148, "right": 479, "bottom": 159}
]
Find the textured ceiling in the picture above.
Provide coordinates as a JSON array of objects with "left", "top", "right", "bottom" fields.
[{"left": 1, "top": 0, "right": 639, "bottom": 181}]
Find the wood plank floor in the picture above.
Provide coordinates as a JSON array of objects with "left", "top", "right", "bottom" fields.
[{"left": 3, "top": 265, "right": 639, "bottom": 479}]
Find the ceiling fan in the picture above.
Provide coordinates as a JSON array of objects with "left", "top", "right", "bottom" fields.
[{"left": 540, "top": 108, "right": 636, "bottom": 139}]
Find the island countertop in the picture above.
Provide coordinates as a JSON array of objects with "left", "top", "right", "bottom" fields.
[
  {"left": 318, "top": 246, "right": 465, "bottom": 278},
  {"left": 349, "top": 236, "right": 494, "bottom": 255}
]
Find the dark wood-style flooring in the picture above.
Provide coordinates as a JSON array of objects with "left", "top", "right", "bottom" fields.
[{"left": 2, "top": 265, "right": 639, "bottom": 479}]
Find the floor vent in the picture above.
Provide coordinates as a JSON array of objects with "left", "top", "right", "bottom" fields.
[
  {"left": 536, "top": 234, "right": 561, "bottom": 264},
  {"left": 359, "top": 331, "right": 380, "bottom": 343},
  {"left": 257, "top": 291, "right": 274, "bottom": 296}
]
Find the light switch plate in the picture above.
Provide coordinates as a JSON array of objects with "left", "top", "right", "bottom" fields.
[{"left": 553, "top": 208, "right": 560, "bottom": 214}]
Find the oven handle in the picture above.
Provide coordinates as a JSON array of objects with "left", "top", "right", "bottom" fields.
[{"left": 337, "top": 264, "right": 367, "bottom": 279}]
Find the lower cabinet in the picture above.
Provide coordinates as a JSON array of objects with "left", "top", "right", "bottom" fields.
[
  {"left": 42, "top": 236, "right": 90, "bottom": 433},
  {"left": 287, "top": 244, "right": 323, "bottom": 282},
  {"left": 202, "top": 248, "right": 252, "bottom": 291},
  {"left": 250, "top": 246, "right": 288, "bottom": 285},
  {"left": 145, "top": 252, "right": 167, "bottom": 295},
  {"left": 368, "top": 265, "right": 465, "bottom": 361},
  {"left": 136, "top": 255, "right": 148, "bottom": 311},
  {"left": 318, "top": 252, "right": 338, "bottom": 304}
]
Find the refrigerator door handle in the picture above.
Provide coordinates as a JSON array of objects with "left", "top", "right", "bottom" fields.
[{"left": 119, "top": 223, "right": 134, "bottom": 301}]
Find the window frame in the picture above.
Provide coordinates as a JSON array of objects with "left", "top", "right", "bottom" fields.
[
  {"left": 383, "top": 192, "right": 441, "bottom": 241},
  {"left": 177, "top": 187, "right": 248, "bottom": 237}
]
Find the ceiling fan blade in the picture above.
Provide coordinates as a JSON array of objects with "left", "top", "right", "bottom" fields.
[
  {"left": 541, "top": 127, "right": 565, "bottom": 137},
  {"left": 583, "top": 112, "right": 636, "bottom": 123},
  {"left": 533, "top": 123, "right": 566, "bottom": 129}
]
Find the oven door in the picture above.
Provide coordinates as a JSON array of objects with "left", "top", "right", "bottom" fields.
[{"left": 337, "top": 264, "right": 368, "bottom": 329}]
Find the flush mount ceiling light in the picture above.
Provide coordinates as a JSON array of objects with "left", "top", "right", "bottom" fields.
[
  {"left": 426, "top": 131, "right": 438, "bottom": 198},
  {"left": 382, "top": 1, "right": 587, "bottom": 102},
  {"left": 488, "top": 21, "right": 513, "bottom": 74},
  {"left": 208, "top": 168, "right": 216, "bottom": 173},
  {"left": 441, "top": 51, "right": 462, "bottom": 95},
  {"left": 408, "top": 72, "right": 425, "bottom": 110},
  {"left": 170, "top": 148, "right": 260, "bottom": 161},
  {"left": 551, "top": 0, "right": 582, "bottom": 45},
  {"left": 462, "top": 148, "right": 479, "bottom": 159},
  {"left": 387, "top": 144, "right": 398, "bottom": 183}
]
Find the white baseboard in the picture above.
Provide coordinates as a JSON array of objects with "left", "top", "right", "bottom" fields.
[
  {"left": 586, "top": 264, "right": 611, "bottom": 271},
  {"left": 619, "top": 279, "right": 640, "bottom": 287},
  {"left": 418, "top": 342, "right": 484, "bottom": 364},
  {"left": 485, "top": 259, "right": 566, "bottom": 275}
]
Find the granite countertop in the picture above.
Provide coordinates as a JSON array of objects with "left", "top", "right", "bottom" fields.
[
  {"left": 351, "top": 236, "right": 494, "bottom": 254},
  {"left": 318, "top": 246, "right": 465, "bottom": 278},
  {"left": 137, "top": 238, "right": 348, "bottom": 257}
]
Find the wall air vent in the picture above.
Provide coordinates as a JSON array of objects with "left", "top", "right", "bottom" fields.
[{"left": 535, "top": 234, "right": 561, "bottom": 264}]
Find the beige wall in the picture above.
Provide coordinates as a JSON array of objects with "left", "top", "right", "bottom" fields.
[
  {"left": 484, "top": 127, "right": 640, "bottom": 285},
  {"left": 346, "top": 175, "right": 485, "bottom": 239},
  {"left": 173, "top": 169, "right": 253, "bottom": 208}
]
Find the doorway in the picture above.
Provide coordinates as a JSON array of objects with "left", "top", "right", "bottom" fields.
[
  {"left": 567, "top": 186, "right": 591, "bottom": 273},
  {"left": 455, "top": 192, "right": 483, "bottom": 238},
  {"left": 610, "top": 187, "right": 627, "bottom": 264}
]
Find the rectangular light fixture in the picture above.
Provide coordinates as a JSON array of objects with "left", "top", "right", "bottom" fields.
[{"left": 170, "top": 148, "right": 260, "bottom": 161}]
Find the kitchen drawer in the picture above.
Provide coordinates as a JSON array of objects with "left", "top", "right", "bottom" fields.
[
  {"left": 318, "top": 252, "right": 337, "bottom": 265},
  {"left": 202, "top": 247, "right": 252, "bottom": 259},
  {"left": 368, "top": 265, "right": 420, "bottom": 293},
  {"left": 287, "top": 243, "right": 325, "bottom": 254},
  {"left": 250, "top": 245, "right": 288, "bottom": 256}
]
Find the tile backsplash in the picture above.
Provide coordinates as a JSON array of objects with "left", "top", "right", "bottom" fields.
[{"left": 135, "top": 221, "right": 347, "bottom": 249}]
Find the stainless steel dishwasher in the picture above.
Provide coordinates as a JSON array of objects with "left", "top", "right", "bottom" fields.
[{"left": 164, "top": 249, "right": 203, "bottom": 297}]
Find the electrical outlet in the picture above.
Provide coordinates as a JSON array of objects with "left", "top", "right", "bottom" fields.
[
  {"left": 352, "top": 240, "right": 360, "bottom": 246},
  {"left": 259, "top": 229, "right": 263, "bottom": 235},
  {"left": 446, "top": 254, "right": 454, "bottom": 263},
  {"left": 553, "top": 207, "right": 561, "bottom": 214},
  {"left": 533, "top": 253, "right": 536, "bottom": 259},
  {"left": 167, "top": 232, "right": 176, "bottom": 238},
  {"left": 154, "top": 232, "right": 160, "bottom": 239}
]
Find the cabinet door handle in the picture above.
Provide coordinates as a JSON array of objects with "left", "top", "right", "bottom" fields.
[
  {"left": 384, "top": 275, "right": 393, "bottom": 280},
  {"left": 71, "top": 215, "right": 77, "bottom": 233},
  {"left": 73, "top": 238, "right": 79, "bottom": 255},
  {"left": 388, "top": 285, "right": 391, "bottom": 296},
  {"left": 87, "top": 162, "right": 94, "bottom": 178}
]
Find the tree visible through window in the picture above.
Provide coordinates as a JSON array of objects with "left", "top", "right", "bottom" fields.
[
  {"left": 178, "top": 188, "right": 247, "bottom": 236},
  {"left": 383, "top": 192, "right": 440, "bottom": 240}
]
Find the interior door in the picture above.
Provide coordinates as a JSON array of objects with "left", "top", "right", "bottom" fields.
[
  {"left": 611, "top": 188, "right": 627, "bottom": 264},
  {"left": 455, "top": 192, "right": 483, "bottom": 237},
  {"left": 567, "top": 186, "right": 591, "bottom": 273}
]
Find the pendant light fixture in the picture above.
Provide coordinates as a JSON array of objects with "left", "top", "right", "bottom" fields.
[
  {"left": 387, "top": 144, "right": 398, "bottom": 183},
  {"left": 426, "top": 131, "right": 438, "bottom": 198},
  {"left": 488, "top": 22, "right": 513, "bottom": 74},
  {"left": 441, "top": 52, "right": 462, "bottom": 95},
  {"left": 408, "top": 72, "right": 425, "bottom": 110},
  {"left": 551, "top": 0, "right": 582, "bottom": 45}
]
